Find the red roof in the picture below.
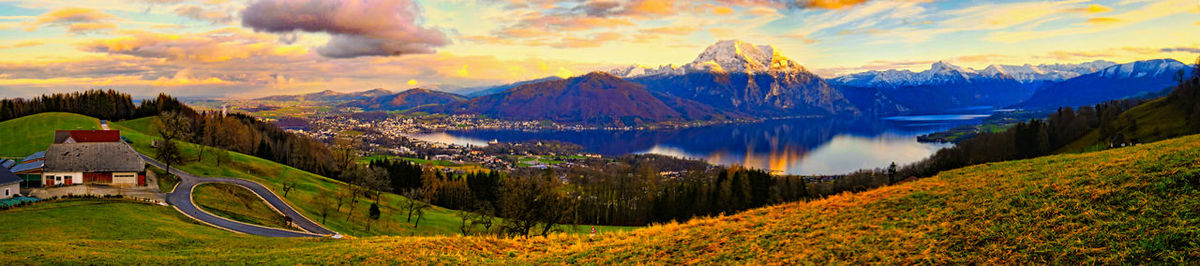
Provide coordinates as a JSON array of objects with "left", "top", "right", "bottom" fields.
[{"left": 54, "top": 130, "right": 121, "bottom": 143}]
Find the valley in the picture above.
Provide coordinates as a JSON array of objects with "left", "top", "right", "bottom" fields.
[{"left": 2, "top": 0, "right": 1198, "bottom": 262}]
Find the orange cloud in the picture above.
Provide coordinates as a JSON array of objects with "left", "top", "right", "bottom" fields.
[
  {"left": 800, "top": 0, "right": 870, "bottom": 9},
  {"left": 79, "top": 28, "right": 309, "bottom": 63},
  {"left": 639, "top": 25, "right": 700, "bottom": 35},
  {"left": 626, "top": 0, "right": 676, "bottom": 16},
  {"left": 0, "top": 41, "right": 44, "bottom": 49},
  {"left": 1068, "top": 4, "right": 1113, "bottom": 14},
  {"left": 67, "top": 22, "right": 116, "bottom": 33},
  {"left": 26, "top": 7, "right": 116, "bottom": 33},
  {"left": 1085, "top": 17, "right": 1123, "bottom": 25},
  {"left": 711, "top": 5, "right": 735, "bottom": 15}
]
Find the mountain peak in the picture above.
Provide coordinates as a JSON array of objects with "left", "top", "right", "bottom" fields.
[
  {"left": 691, "top": 40, "right": 799, "bottom": 74},
  {"left": 403, "top": 88, "right": 432, "bottom": 94},
  {"left": 930, "top": 61, "right": 974, "bottom": 74}
]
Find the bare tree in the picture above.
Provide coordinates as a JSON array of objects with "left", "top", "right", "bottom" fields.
[
  {"left": 315, "top": 190, "right": 336, "bottom": 224},
  {"left": 282, "top": 181, "right": 297, "bottom": 197},
  {"left": 401, "top": 188, "right": 426, "bottom": 222},
  {"left": 155, "top": 111, "right": 192, "bottom": 174},
  {"left": 412, "top": 201, "right": 431, "bottom": 229},
  {"left": 364, "top": 167, "right": 391, "bottom": 203}
]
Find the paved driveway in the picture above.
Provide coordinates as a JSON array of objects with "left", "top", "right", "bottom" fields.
[{"left": 141, "top": 154, "right": 337, "bottom": 238}]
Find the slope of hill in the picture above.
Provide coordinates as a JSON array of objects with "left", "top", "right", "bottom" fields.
[
  {"left": 108, "top": 117, "right": 468, "bottom": 237},
  {"left": 6, "top": 132, "right": 1200, "bottom": 263},
  {"left": 1058, "top": 74, "right": 1199, "bottom": 152},
  {"left": 341, "top": 88, "right": 466, "bottom": 111},
  {"left": 428, "top": 72, "right": 724, "bottom": 126},
  {"left": 0, "top": 112, "right": 100, "bottom": 157},
  {"left": 1014, "top": 59, "right": 1188, "bottom": 110},
  {"left": 463, "top": 76, "right": 563, "bottom": 98}
]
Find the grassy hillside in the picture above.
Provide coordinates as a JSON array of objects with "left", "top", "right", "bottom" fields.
[
  {"left": 4, "top": 133, "right": 1200, "bottom": 263},
  {"left": 0, "top": 112, "right": 100, "bottom": 157},
  {"left": 111, "top": 116, "right": 630, "bottom": 237},
  {"left": 111, "top": 117, "right": 474, "bottom": 237},
  {"left": 1059, "top": 98, "right": 1192, "bottom": 153},
  {"left": 194, "top": 183, "right": 291, "bottom": 229}
]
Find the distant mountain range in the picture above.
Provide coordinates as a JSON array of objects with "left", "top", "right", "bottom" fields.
[
  {"left": 1012, "top": 59, "right": 1189, "bottom": 109},
  {"left": 832, "top": 60, "right": 1115, "bottom": 87},
  {"left": 255, "top": 88, "right": 393, "bottom": 102},
  {"left": 249, "top": 40, "right": 1189, "bottom": 126},
  {"left": 341, "top": 88, "right": 466, "bottom": 111},
  {"left": 422, "top": 72, "right": 732, "bottom": 126}
]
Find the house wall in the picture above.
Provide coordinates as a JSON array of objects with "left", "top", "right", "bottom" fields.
[
  {"left": 1, "top": 183, "right": 17, "bottom": 198},
  {"left": 42, "top": 172, "right": 82, "bottom": 186},
  {"left": 112, "top": 172, "right": 138, "bottom": 185}
]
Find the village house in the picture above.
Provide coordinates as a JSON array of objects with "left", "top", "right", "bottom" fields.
[
  {"left": 0, "top": 166, "right": 20, "bottom": 198},
  {"left": 41, "top": 130, "right": 146, "bottom": 187}
]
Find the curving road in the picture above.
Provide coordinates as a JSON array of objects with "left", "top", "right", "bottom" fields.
[{"left": 141, "top": 154, "right": 337, "bottom": 238}]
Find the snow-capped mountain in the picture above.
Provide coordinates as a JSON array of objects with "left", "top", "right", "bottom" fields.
[
  {"left": 832, "top": 61, "right": 1008, "bottom": 88},
  {"left": 832, "top": 60, "right": 1117, "bottom": 87},
  {"left": 609, "top": 40, "right": 806, "bottom": 78},
  {"left": 1014, "top": 59, "right": 1190, "bottom": 110},
  {"left": 608, "top": 64, "right": 683, "bottom": 78},
  {"left": 979, "top": 60, "right": 1116, "bottom": 83},
  {"left": 1096, "top": 59, "right": 1184, "bottom": 79}
]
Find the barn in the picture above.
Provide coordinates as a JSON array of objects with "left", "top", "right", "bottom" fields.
[{"left": 42, "top": 142, "right": 146, "bottom": 187}]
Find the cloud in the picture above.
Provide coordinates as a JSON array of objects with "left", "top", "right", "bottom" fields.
[
  {"left": 639, "top": 25, "right": 701, "bottom": 35},
  {"left": 986, "top": 0, "right": 1196, "bottom": 43},
  {"left": 1067, "top": 4, "right": 1113, "bottom": 13},
  {"left": 0, "top": 41, "right": 44, "bottom": 49},
  {"left": 1161, "top": 47, "right": 1200, "bottom": 54},
  {"left": 26, "top": 7, "right": 117, "bottom": 33},
  {"left": 241, "top": 0, "right": 449, "bottom": 58},
  {"left": 175, "top": 5, "right": 235, "bottom": 24},
  {"left": 795, "top": 0, "right": 870, "bottom": 9},
  {"left": 80, "top": 28, "right": 308, "bottom": 62},
  {"left": 1085, "top": 17, "right": 1122, "bottom": 25}
]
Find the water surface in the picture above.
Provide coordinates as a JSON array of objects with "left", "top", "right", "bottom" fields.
[{"left": 411, "top": 112, "right": 993, "bottom": 175}]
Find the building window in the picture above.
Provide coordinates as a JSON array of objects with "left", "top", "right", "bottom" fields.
[{"left": 4, "top": 188, "right": 8, "bottom": 196}]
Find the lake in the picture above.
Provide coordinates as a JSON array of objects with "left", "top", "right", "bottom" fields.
[{"left": 408, "top": 112, "right": 996, "bottom": 175}]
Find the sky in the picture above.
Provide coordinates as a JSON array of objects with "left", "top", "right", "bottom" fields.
[{"left": 0, "top": 0, "right": 1196, "bottom": 98}]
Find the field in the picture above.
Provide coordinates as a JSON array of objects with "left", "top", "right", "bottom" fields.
[
  {"left": 0, "top": 112, "right": 100, "bottom": 157},
  {"left": 193, "top": 183, "right": 291, "bottom": 229},
  {"left": 3, "top": 132, "right": 1200, "bottom": 263}
]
